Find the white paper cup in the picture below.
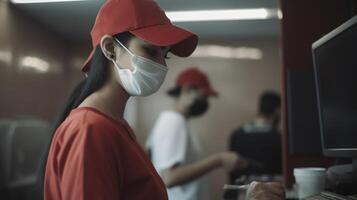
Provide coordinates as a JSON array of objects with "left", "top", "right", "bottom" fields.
[{"left": 294, "top": 167, "right": 326, "bottom": 199}]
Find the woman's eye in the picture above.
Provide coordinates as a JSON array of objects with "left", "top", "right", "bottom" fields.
[
  {"left": 142, "top": 45, "right": 170, "bottom": 59},
  {"left": 143, "top": 46, "right": 157, "bottom": 57}
]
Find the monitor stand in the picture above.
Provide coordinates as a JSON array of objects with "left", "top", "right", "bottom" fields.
[{"left": 326, "top": 158, "right": 357, "bottom": 195}]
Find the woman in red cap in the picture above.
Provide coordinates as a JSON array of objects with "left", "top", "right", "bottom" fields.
[
  {"left": 41, "top": 0, "right": 197, "bottom": 200},
  {"left": 40, "top": 0, "right": 284, "bottom": 199}
]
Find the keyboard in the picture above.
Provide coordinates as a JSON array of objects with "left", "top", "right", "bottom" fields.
[{"left": 306, "top": 191, "right": 357, "bottom": 200}]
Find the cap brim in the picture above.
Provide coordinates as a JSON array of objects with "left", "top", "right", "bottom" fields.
[
  {"left": 81, "top": 48, "right": 95, "bottom": 72},
  {"left": 130, "top": 24, "right": 198, "bottom": 57}
]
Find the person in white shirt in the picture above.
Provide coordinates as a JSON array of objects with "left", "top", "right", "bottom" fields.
[
  {"left": 147, "top": 67, "right": 249, "bottom": 200},
  {"left": 148, "top": 67, "right": 285, "bottom": 199}
]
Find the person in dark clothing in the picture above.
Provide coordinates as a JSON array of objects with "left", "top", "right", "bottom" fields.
[{"left": 229, "top": 91, "right": 282, "bottom": 184}]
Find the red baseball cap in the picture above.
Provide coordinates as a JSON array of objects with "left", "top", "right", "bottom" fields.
[
  {"left": 176, "top": 68, "right": 218, "bottom": 97},
  {"left": 81, "top": 0, "right": 198, "bottom": 72}
]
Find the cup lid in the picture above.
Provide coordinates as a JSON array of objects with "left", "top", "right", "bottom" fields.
[{"left": 294, "top": 167, "right": 326, "bottom": 176}]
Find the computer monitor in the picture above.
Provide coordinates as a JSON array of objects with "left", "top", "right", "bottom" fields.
[{"left": 312, "top": 15, "right": 357, "bottom": 178}]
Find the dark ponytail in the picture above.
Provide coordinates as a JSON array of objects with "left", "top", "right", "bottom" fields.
[
  {"left": 52, "top": 45, "right": 109, "bottom": 130},
  {"left": 38, "top": 32, "right": 133, "bottom": 196}
]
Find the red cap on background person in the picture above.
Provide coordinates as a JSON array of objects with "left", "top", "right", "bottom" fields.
[
  {"left": 174, "top": 67, "right": 218, "bottom": 97},
  {"left": 82, "top": 0, "right": 198, "bottom": 72}
]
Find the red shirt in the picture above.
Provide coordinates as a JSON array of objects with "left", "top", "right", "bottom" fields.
[{"left": 44, "top": 107, "right": 168, "bottom": 200}]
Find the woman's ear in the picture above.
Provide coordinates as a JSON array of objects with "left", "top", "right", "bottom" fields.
[{"left": 100, "top": 35, "right": 118, "bottom": 60}]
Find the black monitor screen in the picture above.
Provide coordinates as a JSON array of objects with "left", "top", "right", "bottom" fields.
[{"left": 313, "top": 17, "right": 357, "bottom": 151}]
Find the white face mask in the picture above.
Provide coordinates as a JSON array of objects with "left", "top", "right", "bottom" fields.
[{"left": 112, "top": 38, "right": 168, "bottom": 96}]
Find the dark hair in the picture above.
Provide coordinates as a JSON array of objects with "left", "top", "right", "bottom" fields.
[
  {"left": 38, "top": 32, "right": 133, "bottom": 195},
  {"left": 167, "top": 85, "right": 182, "bottom": 98},
  {"left": 258, "top": 91, "right": 281, "bottom": 116}
]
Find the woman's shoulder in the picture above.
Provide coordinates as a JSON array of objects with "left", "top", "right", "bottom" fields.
[
  {"left": 68, "top": 107, "right": 116, "bottom": 128},
  {"left": 56, "top": 107, "right": 131, "bottom": 141}
]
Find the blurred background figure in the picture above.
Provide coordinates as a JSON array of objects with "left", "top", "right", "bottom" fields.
[
  {"left": 147, "top": 67, "right": 248, "bottom": 200},
  {"left": 229, "top": 91, "right": 282, "bottom": 184},
  {"left": 237, "top": 91, "right": 281, "bottom": 133}
]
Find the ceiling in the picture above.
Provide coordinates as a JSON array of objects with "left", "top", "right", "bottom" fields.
[{"left": 13, "top": 0, "right": 281, "bottom": 43}]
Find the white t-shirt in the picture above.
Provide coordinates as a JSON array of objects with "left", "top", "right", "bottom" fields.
[{"left": 147, "top": 110, "right": 207, "bottom": 200}]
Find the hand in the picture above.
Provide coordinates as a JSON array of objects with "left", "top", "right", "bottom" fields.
[
  {"left": 246, "top": 181, "right": 285, "bottom": 200},
  {"left": 216, "top": 152, "right": 248, "bottom": 172}
]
